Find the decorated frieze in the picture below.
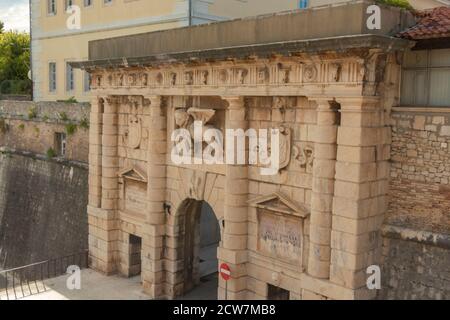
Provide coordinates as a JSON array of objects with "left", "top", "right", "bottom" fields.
[{"left": 90, "top": 59, "right": 365, "bottom": 91}]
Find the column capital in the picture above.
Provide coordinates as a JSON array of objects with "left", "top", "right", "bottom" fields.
[
  {"left": 103, "top": 95, "right": 121, "bottom": 106},
  {"left": 335, "top": 96, "right": 381, "bottom": 112},
  {"left": 308, "top": 97, "right": 339, "bottom": 111},
  {"left": 222, "top": 96, "right": 245, "bottom": 109},
  {"left": 144, "top": 95, "right": 163, "bottom": 107}
]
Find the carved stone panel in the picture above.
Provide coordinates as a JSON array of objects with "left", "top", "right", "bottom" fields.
[
  {"left": 124, "top": 180, "right": 147, "bottom": 220},
  {"left": 126, "top": 114, "right": 142, "bottom": 149},
  {"left": 249, "top": 193, "right": 309, "bottom": 267},
  {"left": 119, "top": 167, "right": 148, "bottom": 221},
  {"left": 258, "top": 209, "right": 303, "bottom": 264}
]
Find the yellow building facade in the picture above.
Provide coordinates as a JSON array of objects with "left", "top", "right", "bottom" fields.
[
  {"left": 31, "top": 0, "right": 303, "bottom": 102},
  {"left": 31, "top": 0, "right": 448, "bottom": 102}
]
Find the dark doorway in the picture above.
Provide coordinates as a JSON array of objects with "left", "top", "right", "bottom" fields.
[
  {"left": 268, "top": 284, "right": 290, "bottom": 300},
  {"left": 129, "top": 234, "right": 142, "bottom": 277},
  {"left": 54, "top": 132, "right": 66, "bottom": 157},
  {"left": 182, "top": 199, "right": 220, "bottom": 298}
]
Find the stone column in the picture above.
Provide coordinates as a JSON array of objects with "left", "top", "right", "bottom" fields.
[
  {"left": 142, "top": 95, "right": 167, "bottom": 299},
  {"left": 308, "top": 98, "right": 339, "bottom": 279},
  {"left": 87, "top": 97, "right": 104, "bottom": 272},
  {"left": 88, "top": 96, "right": 120, "bottom": 275},
  {"left": 218, "top": 96, "right": 248, "bottom": 300},
  {"left": 330, "top": 97, "right": 388, "bottom": 298},
  {"left": 88, "top": 97, "right": 103, "bottom": 208}
]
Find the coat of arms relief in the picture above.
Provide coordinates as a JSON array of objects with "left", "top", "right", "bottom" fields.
[{"left": 123, "top": 97, "right": 144, "bottom": 150}]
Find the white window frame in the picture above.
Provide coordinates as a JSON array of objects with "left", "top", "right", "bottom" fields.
[
  {"left": 49, "top": 62, "right": 57, "bottom": 93},
  {"left": 83, "top": 71, "right": 91, "bottom": 93},
  {"left": 65, "top": 0, "right": 74, "bottom": 10},
  {"left": 47, "top": 0, "right": 57, "bottom": 15},
  {"left": 66, "top": 62, "right": 75, "bottom": 92},
  {"left": 401, "top": 49, "right": 450, "bottom": 108},
  {"left": 55, "top": 132, "right": 67, "bottom": 157}
]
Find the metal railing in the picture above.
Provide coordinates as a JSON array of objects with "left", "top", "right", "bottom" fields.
[{"left": 0, "top": 250, "right": 88, "bottom": 300}]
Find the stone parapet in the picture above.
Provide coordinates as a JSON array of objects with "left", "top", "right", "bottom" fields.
[{"left": 0, "top": 100, "right": 90, "bottom": 162}]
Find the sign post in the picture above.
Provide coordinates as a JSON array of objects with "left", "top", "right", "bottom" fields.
[{"left": 219, "top": 263, "right": 231, "bottom": 300}]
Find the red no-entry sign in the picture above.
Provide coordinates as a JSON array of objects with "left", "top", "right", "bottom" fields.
[{"left": 219, "top": 263, "right": 231, "bottom": 281}]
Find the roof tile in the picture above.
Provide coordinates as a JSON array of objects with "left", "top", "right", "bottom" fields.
[{"left": 398, "top": 7, "right": 450, "bottom": 40}]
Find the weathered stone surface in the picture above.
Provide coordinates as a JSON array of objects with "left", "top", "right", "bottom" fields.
[{"left": 0, "top": 153, "right": 88, "bottom": 269}]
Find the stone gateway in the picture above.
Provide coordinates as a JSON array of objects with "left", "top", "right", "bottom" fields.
[{"left": 71, "top": 3, "right": 449, "bottom": 300}]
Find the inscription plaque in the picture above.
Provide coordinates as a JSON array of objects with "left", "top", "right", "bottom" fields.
[
  {"left": 257, "top": 209, "right": 303, "bottom": 264},
  {"left": 124, "top": 180, "right": 147, "bottom": 220}
]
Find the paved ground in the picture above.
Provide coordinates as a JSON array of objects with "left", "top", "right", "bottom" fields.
[
  {"left": 0, "top": 268, "right": 219, "bottom": 300},
  {"left": 5, "top": 269, "right": 150, "bottom": 300},
  {"left": 180, "top": 273, "right": 218, "bottom": 300},
  {"left": 0, "top": 244, "right": 220, "bottom": 300}
]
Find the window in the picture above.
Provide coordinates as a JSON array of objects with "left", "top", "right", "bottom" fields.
[
  {"left": 84, "top": 71, "right": 91, "bottom": 92},
  {"left": 267, "top": 285, "right": 290, "bottom": 300},
  {"left": 104, "top": 0, "right": 112, "bottom": 4},
  {"left": 55, "top": 133, "right": 67, "bottom": 157},
  {"left": 299, "top": 0, "right": 309, "bottom": 9},
  {"left": 401, "top": 49, "right": 450, "bottom": 107},
  {"left": 84, "top": 0, "right": 93, "bottom": 7},
  {"left": 47, "top": 0, "right": 57, "bottom": 15},
  {"left": 65, "top": 0, "right": 74, "bottom": 10},
  {"left": 66, "top": 62, "right": 75, "bottom": 92},
  {"left": 49, "top": 62, "right": 57, "bottom": 92}
]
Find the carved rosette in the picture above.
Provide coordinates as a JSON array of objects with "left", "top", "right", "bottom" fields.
[{"left": 303, "top": 64, "right": 318, "bottom": 83}]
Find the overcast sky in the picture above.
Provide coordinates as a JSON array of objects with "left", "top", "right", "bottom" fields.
[{"left": 0, "top": 0, "right": 30, "bottom": 33}]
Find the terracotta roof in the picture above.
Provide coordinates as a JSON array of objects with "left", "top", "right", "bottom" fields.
[{"left": 398, "top": 7, "right": 450, "bottom": 40}]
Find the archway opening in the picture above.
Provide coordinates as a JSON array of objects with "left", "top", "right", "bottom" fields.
[{"left": 179, "top": 199, "right": 221, "bottom": 299}]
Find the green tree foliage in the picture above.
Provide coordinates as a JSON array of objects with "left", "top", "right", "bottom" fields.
[
  {"left": 0, "top": 29, "right": 31, "bottom": 94},
  {"left": 376, "top": 0, "right": 413, "bottom": 10},
  {"left": 0, "top": 21, "right": 4, "bottom": 34}
]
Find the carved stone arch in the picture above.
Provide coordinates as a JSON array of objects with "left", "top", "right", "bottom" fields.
[
  {"left": 170, "top": 168, "right": 224, "bottom": 221},
  {"left": 164, "top": 168, "right": 225, "bottom": 298}
]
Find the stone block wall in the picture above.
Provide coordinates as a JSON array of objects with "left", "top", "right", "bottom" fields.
[
  {"left": 244, "top": 96, "right": 315, "bottom": 300},
  {"left": 0, "top": 100, "right": 90, "bottom": 270},
  {"left": 0, "top": 153, "right": 88, "bottom": 269},
  {"left": 389, "top": 109, "right": 450, "bottom": 234},
  {"left": 383, "top": 108, "right": 450, "bottom": 299},
  {"left": 380, "top": 226, "right": 450, "bottom": 300},
  {"left": 0, "top": 100, "right": 90, "bottom": 163}
]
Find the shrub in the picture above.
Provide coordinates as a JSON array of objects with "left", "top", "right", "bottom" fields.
[
  {"left": 65, "top": 123, "right": 77, "bottom": 136},
  {"left": 46, "top": 147, "right": 56, "bottom": 159},
  {"left": 58, "top": 112, "right": 69, "bottom": 121},
  {"left": 18, "top": 123, "right": 24, "bottom": 130},
  {"left": 57, "top": 97, "right": 78, "bottom": 103},
  {"left": 27, "top": 106, "right": 37, "bottom": 119},
  {"left": 0, "top": 80, "right": 32, "bottom": 95},
  {"left": 79, "top": 117, "right": 89, "bottom": 130},
  {"left": 376, "top": 0, "right": 413, "bottom": 10}
]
